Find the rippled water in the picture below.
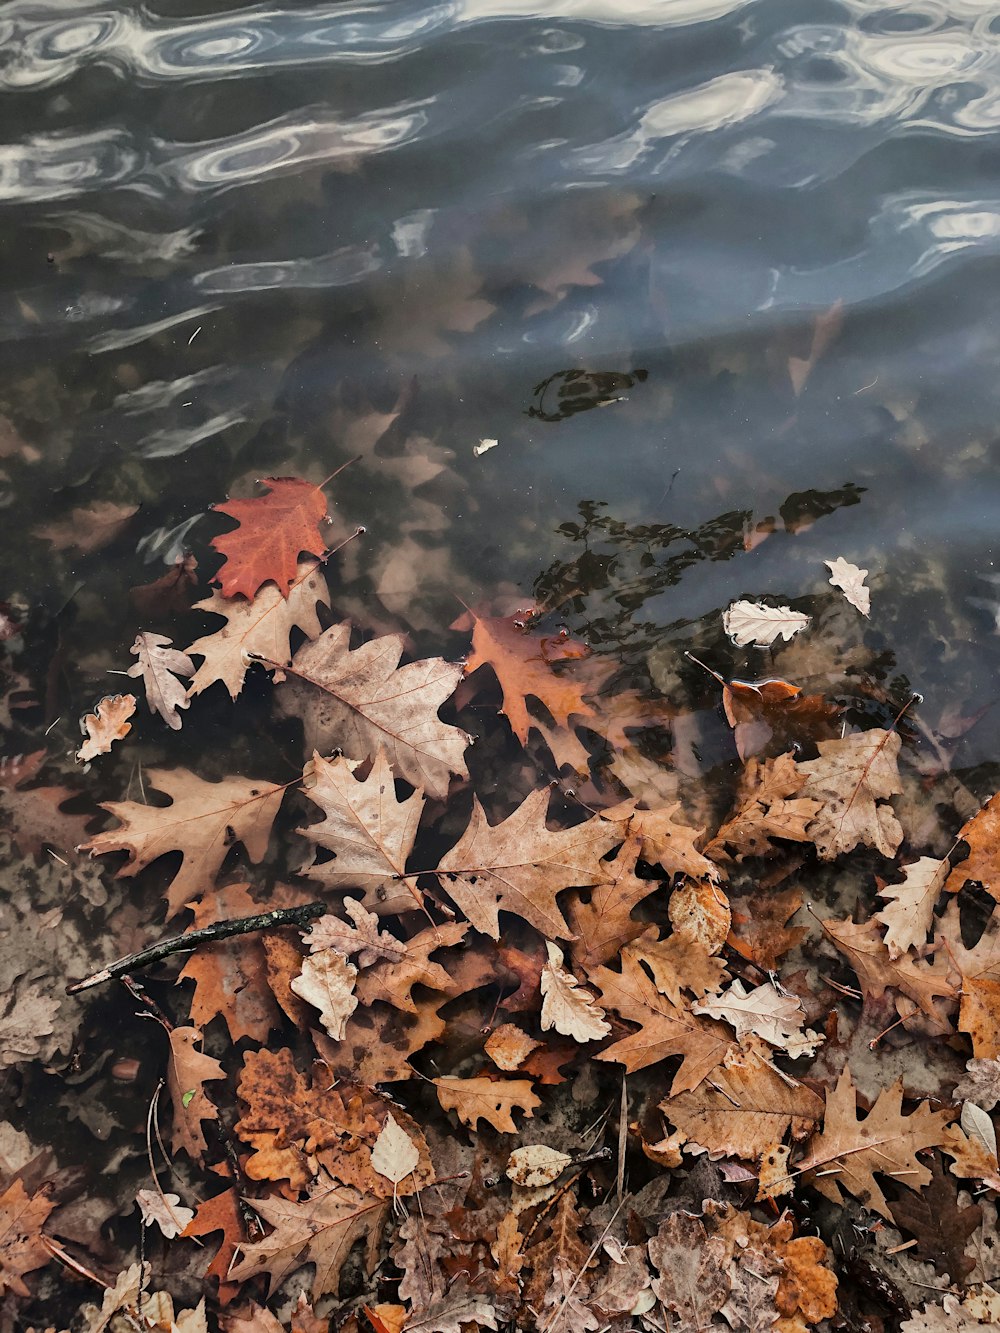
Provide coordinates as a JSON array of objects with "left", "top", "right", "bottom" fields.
[{"left": 4, "top": 0, "right": 1000, "bottom": 775}]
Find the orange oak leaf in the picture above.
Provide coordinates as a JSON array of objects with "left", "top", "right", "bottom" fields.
[
  {"left": 76, "top": 693, "right": 136, "bottom": 763},
  {"left": 277, "top": 622, "right": 469, "bottom": 800},
  {"left": 229, "top": 1180, "right": 387, "bottom": 1300},
  {"left": 211, "top": 478, "right": 329, "bottom": 600},
  {"left": 166, "top": 1025, "right": 226, "bottom": 1162},
  {"left": 80, "top": 767, "right": 286, "bottom": 918},
  {"left": 186, "top": 559, "right": 329, "bottom": 700},
  {"left": 797, "top": 1065, "right": 953, "bottom": 1218},
  {"left": 433, "top": 1075, "right": 541, "bottom": 1133},
  {"left": 589, "top": 951, "right": 732, "bottom": 1093},
  {"left": 354, "top": 921, "right": 469, "bottom": 1013},
  {"left": 178, "top": 883, "right": 283, "bottom": 1043},
  {"left": 0, "top": 1179, "right": 54, "bottom": 1298},
  {"left": 181, "top": 1187, "right": 243, "bottom": 1306},
  {"left": 434, "top": 788, "right": 623, "bottom": 941},
  {"left": 937, "top": 899, "right": 1000, "bottom": 1058},
  {"left": 945, "top": 792, "right": 1000, "bottom": 899},
  {"left": 462, "top": 608, "right": 595, "bottom": 753},
  {"left": 297, "top": 749, "right": 423, "bottom": 915}
]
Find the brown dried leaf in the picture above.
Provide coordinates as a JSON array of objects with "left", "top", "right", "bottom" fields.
[
  {"left": 728, "top": 886, "right": 807, "bottom": 972},
  {"left": 76, "top": 693, "right": 136, "bottom": 762},
  {"left": 290, "top": 950, "right": 358, "bottom": 1040},
  {"left": 824, "top": 917, "right": 957, "bottom": 1020},
  {"left": 706, "top": 753, "right": 822, "bottom": 863},
  {"left": 434, "top": 1075, "right": 541, "bottom": 1133},
  {"left": 648, "top": 1212, "right": 730, "bottom": 1332},
  {"left": 876, "top": 857, "right": 949, "bottom": 959},
  {"left": 128, "top": 632, "right": 194, "bottom": 730},
  {"left": 566, "top": 834, "right": 661, "bottom": 971},
  {"left": 945, "top": 792, "right": 1000, "bottom": 899},
  {"left": 798, "top": 729, "right": 903, "bottom": 860},
  {"left": 0, "top": 1179, "right": 54, "bottom": 1298},
  {"left": 540, "top": 941, "right": 610, "bottom": 1043},
  {"left": 33, "top": 500, "right": 138, "bottom": 554},
  {"left": 166, "top": 1026, "right": 225, "bottom": 1162}
]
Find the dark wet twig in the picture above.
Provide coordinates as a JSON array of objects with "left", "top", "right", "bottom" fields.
[{"left": 67, "top": 901, "right": 327, "bottom": 994}]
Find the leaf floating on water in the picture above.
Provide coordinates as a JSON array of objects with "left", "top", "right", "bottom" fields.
[
  {"left": 722, "top": 600, "right": 811, "bottom": 647},
  {"left": 473, "top": 437, "right": 499, "bottom": 457},
  {"left": 825, "top": 556, "right": 870, "bottom": 616},
  {"left": 76, "top": 693, "right": 136, "bottom": 762},
  {"left": 210, "top": 477, "right": 330, "bottom": 601},
  {"left": 127, "top": 631, "right": 194, "bottom": 729}
]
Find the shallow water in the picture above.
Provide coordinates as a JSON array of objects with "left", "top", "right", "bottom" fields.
[{"left": 4, "top": 1, "right": 1000, "bottom": 1318}]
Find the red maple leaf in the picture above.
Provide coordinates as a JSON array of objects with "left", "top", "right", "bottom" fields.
[{"left": 211, "top": 478, "right": 329, "bottom": 600}]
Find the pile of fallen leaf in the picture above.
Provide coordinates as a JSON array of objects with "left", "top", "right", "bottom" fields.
[{"left": 5, "top": 474, "right": 1000, "bottom": 1333}]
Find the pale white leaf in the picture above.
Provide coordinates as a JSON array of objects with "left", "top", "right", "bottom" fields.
[
  {"left": 875, "top": 856, "right": 947, "bottom": 959},
  {"left": 370, "top": 1112, "right": 420, "bottom": 1185},
  {"left": 136, "top": 1188, "right": 194, "bottom": 1239},
  {"left": 825, "top": 557, "right": 870, "bottom": 616},
  {"left": 289, "top": 949, "right": 358, "bottom": 1040},
  {"left": 693, "top": 979, "right": 822, "bottom": 1057},
  {"left": 473, "top": 438, "right": 499, "bottom": 457},
  {"left": 540, "top": 941, "right": 610, "bottom": 1043},
  {"left": 722, "top": 601, "right": 810, "bottom": 648}
]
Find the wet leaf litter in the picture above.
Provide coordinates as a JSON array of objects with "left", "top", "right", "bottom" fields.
[{"left": 3, "top": 392, "right": 1000, "bottom": 1329}]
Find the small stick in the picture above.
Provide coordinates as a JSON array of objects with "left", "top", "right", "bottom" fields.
[{"left": 67, "top": 901, "right": 327, "bottom": 994}]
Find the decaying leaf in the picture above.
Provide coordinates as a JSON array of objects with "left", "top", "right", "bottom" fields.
[
  {"left": 0, "top": 1179, "right": 54, "bottom": 1297},
  {"left": 648, "top": 1213, "right": 730, "bottom": 1332},
  {"left": 540, "top": 941, "right": 610, "bottom": 1042},
  {"left": 798, "top": 729, "right": 904, "bottom": 860},
  {"left": 76, "top": 693, "right": 136, "bottom": 762},
  {"left": 166, "top": 1026, "right": 226, "bottom": 1162},
  {"left": 33, "top": 500, "right": 138, "bottom": 554},
  {"left": 136, "top": 1189, "right": 195, "bottom": 1240},
  {"left": 722, "top": 600, "right": 810, "bottom": 648},
  {"left": 693, "top": 979, "right": 821, "bottom": 1057}
]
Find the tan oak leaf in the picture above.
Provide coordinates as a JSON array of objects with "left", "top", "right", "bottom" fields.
[
  {"left": 824, "top": 916, "right": 956, "bottom": 1019},
  {"left": 722, "top": 601, "right": 810, "bottom": 648},
  {"left": 875, "top": 856, "right": 948, "bottom": 959},
  {"left": 186, "top": 559, "right": 329, "bottom": 700},
  {"left": 0, "top": 1179, "right": 55, "bottom": 1298},
  {"left": 277, "top": 621, "right": 468, "bottom": 799},
  {"left": 297, "top": 749, "right": 423, "bottom": 915},
  {"left": 290, "top": 950, "right": 358, "bottom": 1040},
  {"left": 798, "top": 729, "right": 903, "bottom": 860},
  {"left": 693, "top": 979, "right": 821, "bottom": 1057},
  {"left": 706, "top": 753, "right": 822, "bottom": 863},
  {"left": 166, "top": 1026, "right": 225, "bottom": 1162},
  {"left": 435, "top": 788, "right": 623, "bottom": 941},
  {"left": 77, "top": 693, "right": 136, "bottom": 762},
  {"left": 798, "top": 1066, "right": 953, "bottom": 1218},
  {"left": 80, "top": 768, "right": 286, "bottom": 918},
  {"left": 433, "top": 1075, "right": 541, "bottom": 1133}
]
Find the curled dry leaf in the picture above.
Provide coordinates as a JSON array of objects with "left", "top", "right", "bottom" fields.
[
  {"left": 825, "top": 556, "right": 871, "bottom": 616},
  {"left": 127, "top": 632, "right": 194, "bottom": 729},
  {"left": 722, "top": 600, "right": 810, "bottom": 647},
  {"left": 76, "top": 693, "right": 136, "bottom": 762},
  {"left": 540, "top": 941, "right": 610, "bottom": 1042},
  {"left": 484, "top": 1023, "right": 542, "bottom": 1072}
]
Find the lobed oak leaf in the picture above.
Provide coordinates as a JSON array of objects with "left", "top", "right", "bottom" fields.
[
  {"left": 355, "top": 920, "right": 469, "bottom": 1013},
  {"left": 902, "top": 1292, "right": 1000, "bottom": 1332},
  {"left": 128, "top": 632, "right": 194, "bottom": 730},
  {"left": 625, "top": 925, "right": 727, "bottom": 1003},
  {"left": 433, "top": 1075, "right": 541, "bottom": 1133},
  {"left": 706, "top": 753, "right": 822, "bottom": 863},
  {"left": 434, "top": 788, "right": 623, "bottom": 941},
  {"left": 0, "top": 1178, "right": 54, "bottom": 1298},
  {"left": 669, "top": 877, "right": 731, "bottom": 955},
  {"left": 136, "top": 1189, "right": 194, "bottom": 1240},
  {"left": 178, "top": 883, "right": 283, "bottom": 1043},
  {"left": 935, "top": 900, "right": 1000, "bottom": 1057},
  {"left": 522, "top": 1191, "right": 591, "bottom": 1312},
  {"left": 542, "top": 1256, "right": 599, "bottom": 1333},
  {"left": 825, "top": 556, "right": 871, "bottom": 616},
  {"left": 824, "top": 916, "right": 957, "bottom": 1019},
  {"left": 876, "top": 856, "right": 948, "bottom": 959},
  {"left": 693, "top": 979, "right": 821, "bottom": 1057},
  {"left": 797, "top": 1065, "right": 954, "bottom": 1219},
  {"left": 405, "top": 1280, "right": 498, "bottom": 1333},
  {"left": 723, "top": 600, "right": 810, "bottom": 648},
  {"left": 0, "top": 977, "right": 60, "bottom": 1069},
  {"left": 630, "top": 802, "right": 721, "bottom": 882},
  {"left": 798, "top": 729, "right": 903, "bottom": 860},
  {"left": 298, "top": 750, "right": 423, "bottom": 914},
  {"left": 313, "top": 997, "right": 447, "bottom": 1085},
  {"left": 181, "top": 1187, "right": 243, "bottom": 1306},
  {"left": 566, "top": 834, "right": 661, "bottom": 970},
  {"left": 662, "top": 1051, "right": 822, "bottom": 1162},
  {"left": 166, "top": 1025, "right": 225, "bottom": 1162},
  {"left": 728, "top": 886, "right": 807, "bottom": 972},
  {"left": 290, "top": 949, "right": 358, "bottom": 1040},
  {"left": 304, "top": 901, "right": 404, "bottom": 968},
  {"left": 186, "top": 559, "right": 329, "bottom": 700},
  {"left": 590, "top": 951, "right": 732, "bottom": 1092},
  {"left": 463, "top": 607, "right": 595, "bottom": 754},
  {"left": 80, "top": 767, "right": 286, "bottom": 918},
  {"left": 540, "top": 941, "right": 610, "bottom": 1043},
  {"left": 954, "top": 1057, "right": 1000, "bottom": 1111},
  {"left": 944, "top": 792, "right": 1000, "bottom": 899},
  {"left": 211, "top": 477, "right": 329, "bottom": 600},
  {"left": 76, "top": 693, "right": 136, "bottom": 762},
  {"left": 229, "top": 1180, "right": 387, "bottom": 1299},
  {"left": 277, "top": 621, "right": 469, "bottom": 799}
]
